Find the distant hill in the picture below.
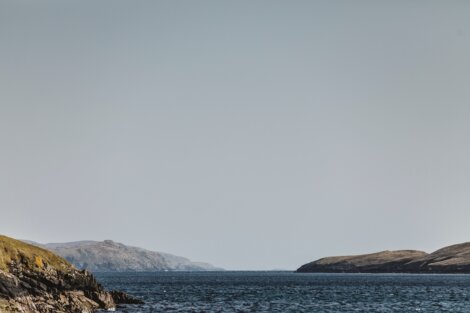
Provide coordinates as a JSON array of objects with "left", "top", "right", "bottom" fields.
[
  {"left": 25, "top": 239, "right": 222, "bottom": 272},
  {"left": 296, "top": 250, "right": 426, "bottom": 273},
  {"left": 296, "top": 242, "right": 470, "bottom": 273}
]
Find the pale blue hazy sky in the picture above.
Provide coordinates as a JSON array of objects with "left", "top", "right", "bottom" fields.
[{"left": 1, "top": 1, "right": 470, "bottom": 270}]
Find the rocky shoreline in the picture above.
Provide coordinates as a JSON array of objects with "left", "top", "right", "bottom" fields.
[
  {"left": 0, "top": 235, "right": 142, "bottom": 312},
  {"left": 297, "top": 242, "right": 470, "bottom": 273}
]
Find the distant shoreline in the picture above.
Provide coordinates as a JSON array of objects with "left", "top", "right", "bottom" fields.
[{"left": 296, "top": 242, "right": 470, "bottom": 274}]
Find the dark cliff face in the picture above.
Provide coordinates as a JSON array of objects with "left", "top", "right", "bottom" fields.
[
  {"left": 297, "top": 243, "right": 470, "bottom": 273},
  {"left": 0, "top": 235, "right": 142, "bottom": 312}
]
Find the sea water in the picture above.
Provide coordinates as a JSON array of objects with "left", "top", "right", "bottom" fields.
[{"left": 95, "top": 271, "right": 470, "bottom": 312}]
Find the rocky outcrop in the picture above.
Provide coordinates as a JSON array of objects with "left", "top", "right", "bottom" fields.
[
  {"left": 27, "top": 240, "right": 222, "bottom": 272},
  {"left": 297, "top": 243, "right": 470, "bottom": 273},
  {"left": 0, "top": 235, "right": 142, "bottom": 312}
]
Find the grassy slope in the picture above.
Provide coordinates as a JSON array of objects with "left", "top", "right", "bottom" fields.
[{"left": 0, "top": 235, "right": 73, "bottom": 272}]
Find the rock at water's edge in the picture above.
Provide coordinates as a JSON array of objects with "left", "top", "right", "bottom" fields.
[{"left": 0, "top": 234, "right": 142, "bottom": 312}]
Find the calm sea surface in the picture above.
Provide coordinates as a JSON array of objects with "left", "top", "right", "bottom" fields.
[{"left": 95, "top": 271, "right": 470, "bottom": 312}]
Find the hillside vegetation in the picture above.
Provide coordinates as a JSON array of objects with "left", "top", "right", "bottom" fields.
[{"left": 0, "top": 235, "right": 71, "bottom": 272}]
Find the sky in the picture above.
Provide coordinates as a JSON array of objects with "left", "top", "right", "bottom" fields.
[{"left": 1, "top": 1, "right": 470, "bottom": 270}]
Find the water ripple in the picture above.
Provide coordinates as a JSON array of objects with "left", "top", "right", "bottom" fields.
[{"left": 95, "top": 272, "right": 470, "bottom": 312}]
